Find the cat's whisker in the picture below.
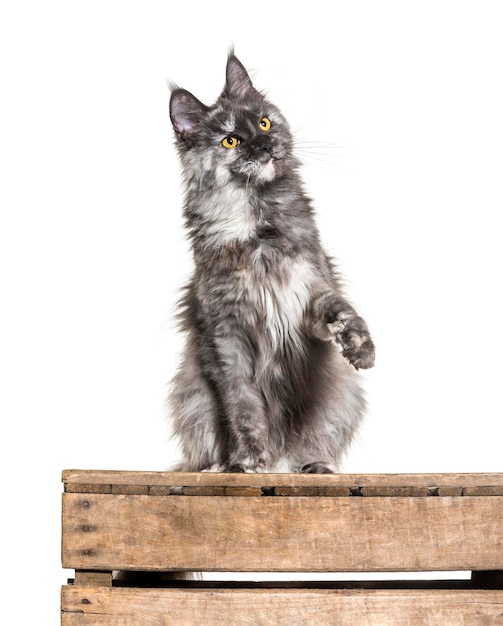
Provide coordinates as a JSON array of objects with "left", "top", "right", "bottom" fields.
[
  {"left": 295, "top": 148, "right": 358, "bottom": 162},
  {"left": 293, "top": 141, "right": 359, "bottom": 175},
  {"left": 294, "top": 140, "right": 354, "bottom": 149},
  {"left": 295, "top": 153, "right": 355, "bottom": 176},
  {"left": 293, "top": 141, "right": 357, "bottom": 155}
]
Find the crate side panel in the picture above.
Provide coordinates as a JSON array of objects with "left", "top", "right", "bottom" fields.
[
  {"left": 62, "top": 493, "right": 503, "bottom": 572},
  {"left": 61, "top": 586, "right": 503, "bottom": 626}
]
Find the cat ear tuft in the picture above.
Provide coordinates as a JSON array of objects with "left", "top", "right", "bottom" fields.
[
  {"left": 169, "top": 88, "right": 208, "bottom": 140},
  {"left": 225, "top": 55, "right": 254, "bottom": 99}
]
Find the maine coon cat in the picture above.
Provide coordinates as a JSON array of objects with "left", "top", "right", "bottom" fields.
[{"left": 168, "top": 53, "right": 375, "bottom": 473}]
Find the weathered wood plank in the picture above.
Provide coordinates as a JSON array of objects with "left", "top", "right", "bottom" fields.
[
  {"left": 464, "top": 486, "right": 503, "bottom": 496},
  {"left": 274, "top": 486, "right": 351, "bottom": 497},
  {"left": 111, "top": 484, "right": 149, "bottom": 495},
  {"left": 73, "top": 571, "right": 112, "bottom": 587},
  {"left": 62, "top": 470, "right": 503, "bottom": 490},
  {"left": 61, "top": 586, "right": 503, "bottom": 625},
  {"left": 436, "top": 486, "right": 464, "bottom": 496},
  {"left": 176, "top": 485, "right": 264, "bottom": 497},
  {"left": 62, "top": 470, "right": 503, "bottom": 502},
  {"left": 62, "top": 493, "right": 503, "bottom": 572},
  {"left": 64, "top": 484, "right": 112, "bottom": 495}
]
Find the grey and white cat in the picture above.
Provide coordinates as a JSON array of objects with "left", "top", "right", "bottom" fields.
[{"left": 168, "top": 53, "right": 375, "bottom": 473}]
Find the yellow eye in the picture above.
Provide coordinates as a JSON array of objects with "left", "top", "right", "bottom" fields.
[
  {"left": 259, "top": 117, "right": 271, "bottom": 131},
  {"left": 222, "top": 136, "right": 240, "bottom": 149}
]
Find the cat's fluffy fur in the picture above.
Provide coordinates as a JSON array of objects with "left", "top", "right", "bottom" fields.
[{"left": 168, "top": 53, "right": 375, "bottom": 473}]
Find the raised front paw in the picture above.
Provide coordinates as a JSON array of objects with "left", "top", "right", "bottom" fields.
[
  {"left": 310, "top": 294, "right": 375, "bottom": 369},
  {"left": 329, "top": 313, "right": 375, "bottom": 370}
]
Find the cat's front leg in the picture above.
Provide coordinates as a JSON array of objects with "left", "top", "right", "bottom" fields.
[
  {"left": 310, "top": 292, "right": 375, "bottom": 370},
  {"left": 212, "top": 328, "right": 269, "bottom": 472},
  {"left": 224, "top": 385, "right": 269, "bottom": 473},
  {"left": 224, "top": 390, "right": 268, "bottom": 473},
  {"left": 224, "top": 401, "right": 268, "bottom": 473}
]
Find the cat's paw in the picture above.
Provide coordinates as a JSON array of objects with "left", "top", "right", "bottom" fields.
[
  {"left": 311, "top": 294, "right": 375, "bottom": 369},
  {"left": 225, "top": 449, "right": 267, "bottom": 473},
  {"left": 299, "top": 462, "right": 336, "bottom": 474},
  {"left": 225, "top": 458, "right": 267, "bottom": 473},
  {"left": 339, "top": 326, "right": 375, "bottom": 370},
  {"left": 201, "top": 464, "right": 226, "bottom": 473},
  {"left": 226, "top": 464, "right": 257, "bottom": 473},
  {"left": 328, "top": 313, "right": 375, "bottom": 370}
]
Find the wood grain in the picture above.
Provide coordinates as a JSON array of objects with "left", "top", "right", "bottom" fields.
[
  {"left": 61, "top": 586, "right": 503, "bottom": 625},
  {"left": 73, "top": 571, "right": 112, "bottom": 587},
  {"left": 62, "top": 492, "right": 503, "bottom": 572},
  {"left": 62, "top": 470, "right": 503, "bottom": 490}
]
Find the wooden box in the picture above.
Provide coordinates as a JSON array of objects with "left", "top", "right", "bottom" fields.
[{"left": 61, "top": 471, "right": 503, "bottom": 624}]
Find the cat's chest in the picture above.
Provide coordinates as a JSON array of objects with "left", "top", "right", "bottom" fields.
[
  {"left": 201, "top": 184, "right": 257, "bottom": 246},
  {"left": 238, "top": 251, "right": 315, "bottom": 346}
]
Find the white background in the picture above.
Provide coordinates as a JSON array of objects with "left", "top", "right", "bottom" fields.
[{"left": 1, "top": 1, "right": 502, "bottom": 621}]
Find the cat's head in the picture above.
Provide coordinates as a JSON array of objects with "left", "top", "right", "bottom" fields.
[{"left": 170, "top": 54, "right": 294, "bottom": 187}]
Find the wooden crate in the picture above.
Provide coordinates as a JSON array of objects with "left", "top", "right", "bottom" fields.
[{"left": 61, "top": 470, "right": 503, "bottom": 625}]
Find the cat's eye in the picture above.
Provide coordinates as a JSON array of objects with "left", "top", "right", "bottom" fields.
[
  {"left": 222, "top": 136, "right": 240, "bottom": 149},
  {"left": 259, "top": 117, "right": 272, "bottom": 132}
]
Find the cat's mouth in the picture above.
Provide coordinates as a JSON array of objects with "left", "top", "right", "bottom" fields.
[
  {"left": 259, "top": 159, "right": 276, "bottom": 182},
  {"left": 254, "top": 155, "right": 281, "bottom": 182},
  {"left": 235, "top": 157, "right": 277, "bottom": 184}
]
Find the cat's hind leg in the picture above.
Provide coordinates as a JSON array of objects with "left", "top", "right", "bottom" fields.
[
  {"left": 290, "top": 352, "right": 365, "bottom": 474},
  {"left": 168, "top": 347, "right": 224, "bottom": 472}
]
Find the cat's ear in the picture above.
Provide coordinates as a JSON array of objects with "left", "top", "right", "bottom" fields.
[
  {"left": 169, "top": 88, "right": 209, "bottom": 140},
  {"left": 225, "top": 55, "right": 254, "bottom": 99}
]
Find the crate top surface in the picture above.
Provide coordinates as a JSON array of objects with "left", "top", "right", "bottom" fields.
[{"left": 62, "top": 470, "right": 503, "bottom": 497}]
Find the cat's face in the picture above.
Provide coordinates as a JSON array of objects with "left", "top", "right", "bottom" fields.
[{"left": 170, "top": 55, "right": 294, "bottom": 187}]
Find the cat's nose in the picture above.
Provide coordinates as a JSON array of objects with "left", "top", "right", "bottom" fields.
[{"left": 254, "top": 136, "right": 273, "bottom": 161}]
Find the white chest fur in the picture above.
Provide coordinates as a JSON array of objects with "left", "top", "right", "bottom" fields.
[
  {"left": 248, "top": 255, "right": 315, "bottom": 351},
  {"left": 200, "top": 178, "right": 256, "bottom": 247}
]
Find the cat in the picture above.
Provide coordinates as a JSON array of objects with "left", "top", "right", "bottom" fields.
[{"left": 168, "top": 52, "right": 375, "bottom": 473}]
